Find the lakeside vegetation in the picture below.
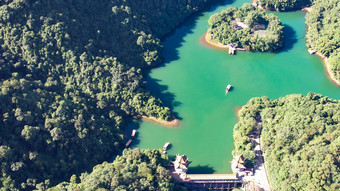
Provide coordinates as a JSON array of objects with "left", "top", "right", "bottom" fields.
[
  {"left": 50, "top": 149, "right": 183, "bottom": 191},
  {"left": 0, "top": 0, "right": 339, "bottom": 190},
  {"left": 253, "top": 0, "right": 314, "bottom": 11},
  {"left": 233, "top": 93, "right": 340, "bottom": 190},
  {"left": 306, "top": 0, "right": 340, "bottom": 83},
  {"left": 0, "top": 0, "right": 214, "bottom": 189},
  {"left": 207, "top": 3, "right": 284, "bottom": 52}
]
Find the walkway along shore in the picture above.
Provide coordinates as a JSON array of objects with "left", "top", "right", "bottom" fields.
[
  {"left": 245, "top": 115, "right": 271, "bottom": 191},
  {"left": 135, "top": 115, "right": 180, "bottom": 127}
]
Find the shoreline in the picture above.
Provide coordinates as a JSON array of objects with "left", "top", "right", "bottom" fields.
[
  {"left": 248, "top": 3, "right": 338, "bottom": 86},
  {"left": 304, "top": 12, "right": 340, "bottom": 86},
  {"left": 301, "top": 7, "right": 312, "bottom": 13},
  {"left": 202, "top": 32, "right": 230, "bottom": 49},
  {"left": 314, "top": 52, "right": 340, "bottom": 87},
  {"left": 136, "top": 115, "right": 180, "bottom": 127},
  {"left": 234, "top": 106, "right": 242, "bottom": 116}
]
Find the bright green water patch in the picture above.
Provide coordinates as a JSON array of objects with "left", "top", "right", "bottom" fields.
[{"left": 129, "top": 0, "right": 340, "bottom": 174}]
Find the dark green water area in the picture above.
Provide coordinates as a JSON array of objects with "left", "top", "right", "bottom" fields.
[{"left": 127, "top": 0, "right": 340, "bottom": 174}]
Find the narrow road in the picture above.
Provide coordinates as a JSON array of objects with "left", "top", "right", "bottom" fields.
[{"left": 249, "top": 116, "right": 271, "bottom": 191}]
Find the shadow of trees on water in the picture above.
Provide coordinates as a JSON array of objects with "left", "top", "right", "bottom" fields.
[
  {"left": 280, "top": 24, "right": 298, "bottom": 52},
  {"left": 144, "top": 0, "right": 235, "bottom": 120}
]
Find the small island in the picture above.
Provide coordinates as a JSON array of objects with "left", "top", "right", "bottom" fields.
[{"left": 207, "top": 3, "right": 284, "bottom": 52}]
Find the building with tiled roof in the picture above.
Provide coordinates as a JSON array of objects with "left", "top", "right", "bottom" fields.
[
  {"left": 231, "top": 154, "right": 246, "bottom": 173},
  {"left": 173, "top": 154, "right": 191, "bottom": 174}
]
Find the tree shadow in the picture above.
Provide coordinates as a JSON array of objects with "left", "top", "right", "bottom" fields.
[
  {"left": 145, "top": 77, "right": 182, "bottom": 120},
  {"left": 280, "top": 24, "right": 298, "bottom": 52},
  {"left": 145, "top": 0, "right": 235, "bottom": 118},
  {"left": 109, "top": 119, "right": 142, "bottom": 162},
  {"left": 125, "top": 119, "right": 142, "bottom": 147},
  {"left": 160, "top": 0, "right": 234, "bottom": 66},
  {"left": 187, "top": 164, "right": 215, "bottom": 174}
]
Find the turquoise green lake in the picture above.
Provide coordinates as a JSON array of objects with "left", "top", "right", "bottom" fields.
[{"left": 128, "top": 0, "right": 340, "bottom": 174}]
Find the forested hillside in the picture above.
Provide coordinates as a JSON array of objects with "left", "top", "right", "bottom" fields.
[
  {"left": 208, "top": 3, "right": 284, "bottom": 52},
  {"left": 50, "top": 149, "right": 184, "bottom": 191},
  {"left": 306, "top": 0, "right": 340, "bottom": 83},
  {"left": 0, "top": 0, "right": 213, "bottom": 189},
  {"left": 254, "top": 0, "right": 313, "bottom": 11},
  {"left": 234, "top": 93, "right": 339, "bottom": 190}
]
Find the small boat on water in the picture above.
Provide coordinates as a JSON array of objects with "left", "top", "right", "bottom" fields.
[
  {"left": 163, "top": 142, "right": 170, "bottom": 153},
  {"left": 226, "top": 84, "right": 232, "bottom": 94},
  {"left": 131, "top": 129, "right": 136, "bottom": 138},
  {"left": 125, "top": 139, "right": 132, "bottom": 147}
]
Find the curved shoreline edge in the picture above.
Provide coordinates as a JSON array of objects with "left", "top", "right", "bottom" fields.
[
  {"left": 303, "top": 8, "right": 340, "bottom": 87},
  {"left": 136, "top": 115, "right": 180, "bottom": 127},
  {"left": 203, "top": 7, "right": 339, "bottom": 87},
  {"left": 203, "top": 32, "right": 229, "bottom": 49},
  {"left": 316, "top": 53, "right": 340, "bottom": 87}
]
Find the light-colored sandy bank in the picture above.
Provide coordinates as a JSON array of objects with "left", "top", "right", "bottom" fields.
[
  {"left": 203, "top": 32, "right": 229, "bottom": 49},
  {"left": 136, "top": 115, "right": 180, "bottom": 127},
  {"left": 315, "top": 53, "right": 340, "bottom": 87}
]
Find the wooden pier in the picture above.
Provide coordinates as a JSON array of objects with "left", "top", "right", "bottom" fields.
[
  {"left": 229, "top": 47, "right": 235, "bottom": 55},
  {"left": 228, "top": 43, "right": 246, "bottom": 55}
]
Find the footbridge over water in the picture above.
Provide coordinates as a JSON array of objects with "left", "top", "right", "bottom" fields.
[
  {"left": 183, "top": 174, "right": 243, "bottom": 190},
  {"left": 169, "top": 167, "right": 243, "bottom": 190}
]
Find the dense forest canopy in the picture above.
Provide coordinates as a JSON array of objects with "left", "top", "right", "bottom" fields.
[
  {"left": 305, "top": 0, "right": 340, "bottom": 83},
  {"left": 254, "top": 0, "right": 314, "bottom": 11},
  {"left": 208, "top": 3, "right": 284, "bottom": 52},
  {"left": 233, "top": 93, "right": 340, "bottom": 190},
  {"left": 0, "top": 0, "right": 214, "bottom": 189},
  {"left": 50, "top": 149, "right": 184, "bottom": 191}
]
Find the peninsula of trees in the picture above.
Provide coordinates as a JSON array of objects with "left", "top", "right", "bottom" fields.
[
  {"left": 253, "top": 0, "right": 314, "bottom": 11},
  {"left": 50, "top": 149, "right": 184, "bottom": 191},
  {"left": 233, "top": 93, "right": 339, "bottom": 190},
  {"left": 0, "top": 0, "right": 214, "bottom": 189},
  {"left": 306, "top": 0, "right": 340, "bottom": 84},
  {"left": 207, "top": 4, "right": 284, "bottom": 52}
]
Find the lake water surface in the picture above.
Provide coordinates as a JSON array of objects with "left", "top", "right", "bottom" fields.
[{"left": 128, "top": 0, "right": 340, "bottom": 174}]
